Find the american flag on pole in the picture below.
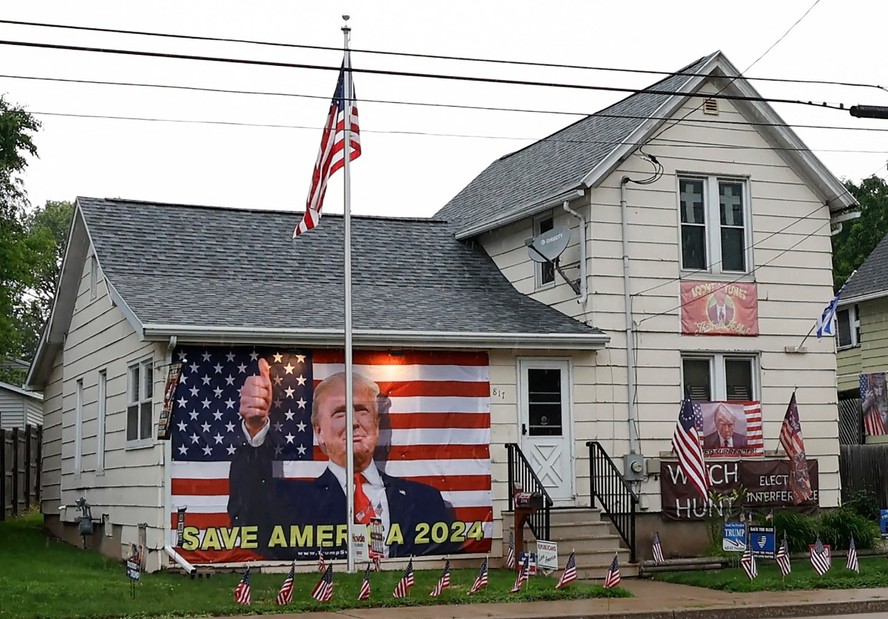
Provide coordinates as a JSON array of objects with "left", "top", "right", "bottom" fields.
[
  {"left": 510, "top": 553, "right": 530, "bottom": 593},
  {"left": 169, "top": 347, "right": 492, "bottom": 563},
  {"left": 234, "top": 568, "right": 251, "bottom": 605},
  {"left": 358, "top": 563, "right": 372, "bottom": 601},
  {"left": 506, "top": 530, "right": 515, "bottom": 569},
  {"left": 311, "top": 564, "right": 334, "bottom": 602},
  {"left": 776, "top": 534, "right": 791, "bottom": 576},
  {"left": 275, "top": 562, "right": 295, "bottom": 606},
  {"left": 846, "top": 536, "right": 859, "bottom": 573},
  {"left": 652, "top": 532, "right": 665, "bottom": 565},
  {"left": 294, "top": 63, "right": 361, "bottom": 237},
  {"left": 555, "top": 552, "right": 577, "bottom": 589},
  {"left": 468, "top": 558, "right": 488, "bottom": 594},
  {"left": 392, "top": 558, "right": 415, "bottom": 598},
  {"left": 603, "top": 553, "right": 621, "bottom": 589},
  {"left": 810, "top": 538, "right": 831, "bottom": 576},
  {"left": 672, "top": 392, "right": 709, "bottom": 500},
  {"left": 740, "top": 545, "right": 757, "bottom": 580},
  {"left": 317, "top": 550, "right": 326, "bottom": 574},
  {"left": 779, "top": 392, "right": 813, "bottom": 505},
  {"left": 430, "top": 559, "right": 451, "bottom": 597}
]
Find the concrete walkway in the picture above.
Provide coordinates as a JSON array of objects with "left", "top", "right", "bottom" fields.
[{"left": 222, "top": 579, "right": 888, "bottom": 619}]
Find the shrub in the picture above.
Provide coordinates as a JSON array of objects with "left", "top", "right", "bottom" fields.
[
  {"left": 843, "top": 489, "right": 880, "bottom": 520},
  {"left": 817, "top": 507, "right": 881, "bottom": 550},
  {"left": 773, "top": 511, "right": 818, "bottom": 554}
]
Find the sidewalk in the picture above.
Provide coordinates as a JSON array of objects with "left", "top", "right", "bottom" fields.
[{"left": 231, "top": 579, "right": 888, "bottom": 619}]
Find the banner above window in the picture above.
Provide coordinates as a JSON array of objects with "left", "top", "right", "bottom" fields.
[{"left": 680, "top": 281, "right": 759, "bottom": 336}]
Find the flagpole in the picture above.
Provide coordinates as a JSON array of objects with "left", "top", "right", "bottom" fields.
[{"left": 341, "top": 15, "right": 356, "bottom": 574}]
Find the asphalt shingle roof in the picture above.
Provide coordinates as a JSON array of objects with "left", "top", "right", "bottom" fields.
[
  {"left": 434, "top": 55, "right": 710, "bottom": 233},
  {"left": 78, "top": 197, "right": 602, "bottom": 337},
  {"left": 841, "top": 231, "right": 888, "bottom": 301}
]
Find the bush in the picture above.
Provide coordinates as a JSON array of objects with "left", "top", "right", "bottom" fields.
[
  {"left": 843, "top": 489, "right": 880, "bottom": 520},
  {"left": 772, "top": 508, "right": 881, "bottom": 553},
  {"left": 818, "top": 507, "right": 881, "bottom": 550},
  {"left": 773, "top": 511, "right": 818, "bottom": 554}
]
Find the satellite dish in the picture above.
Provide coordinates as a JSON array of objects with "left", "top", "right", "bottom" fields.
[{"left": 527, "top": 225, "right": 570, "bottom": 263}]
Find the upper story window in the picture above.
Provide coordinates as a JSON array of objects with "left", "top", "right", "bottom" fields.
[
  {"left": 679, "top": 176, "right": 750, "bottom": 274},
  {"left": 534, "top": 214, "right": 555, "bottom": 287},
  {"left": 837, "top": 305, "right": 860, "bottom": 349},
  {"left": 127, "top": 359, "right": 154, "bottom": 445},
  {"left": 89, "top": 254, "right": 98, "bottom": 300},
  {"left": 682, "top": 354, "right": 757, "bottom": 401}
]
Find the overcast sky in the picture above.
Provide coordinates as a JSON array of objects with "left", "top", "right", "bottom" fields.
[{"left": 2, "top": 1, "right": 888, "bottom": 220}]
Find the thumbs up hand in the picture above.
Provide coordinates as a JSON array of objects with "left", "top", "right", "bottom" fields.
[{"left": 239, "top": 357, "right": 272, "bottom": 437}]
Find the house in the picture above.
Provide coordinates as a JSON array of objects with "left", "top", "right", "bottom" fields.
[
  {"left": 836, "top": 233, "right": 888, "bottom": 443},
  {"left": 27, "top": 50, "right": 854, "bottom": 573},
  {"left": 0, "top": 380, "right": 42, "bottom": 429}
]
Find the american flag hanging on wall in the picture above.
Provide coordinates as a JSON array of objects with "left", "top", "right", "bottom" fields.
[{"left": 169, "top": 346, "right": 492, "bottom": 564}]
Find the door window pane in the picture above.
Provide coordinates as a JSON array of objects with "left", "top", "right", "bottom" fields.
[{"left": 528, "top": 368, "right": 562, "bottom": 436}]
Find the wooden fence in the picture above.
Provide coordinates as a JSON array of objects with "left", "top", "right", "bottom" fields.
[
  {"left": 1, "top": 424, "right": 41, "bottom": 520},
  {"left": 840, "top": 443, "right": 888, "bottom": 508}
]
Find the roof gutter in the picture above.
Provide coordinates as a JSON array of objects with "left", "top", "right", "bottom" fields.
[
  {"left": 455, "top": 189, "right": 585, "bottom": 240},
  {"left": 838, "top": 290, "right": 888, "bottom": 307},
  {"left": 140, "top": 324, "right": 609, "bottom": 350}
]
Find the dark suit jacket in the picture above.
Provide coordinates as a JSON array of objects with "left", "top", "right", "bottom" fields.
[
  {"left": 702, "top": 431, "right": 748, "bottom": 449},
  {"left": 228, "top": 442, "right": 459, "bottom": 560}
]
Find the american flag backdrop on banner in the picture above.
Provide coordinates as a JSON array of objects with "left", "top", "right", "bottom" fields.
[{"left": 169, "top": 347, "right": 492, "bottom": 563}]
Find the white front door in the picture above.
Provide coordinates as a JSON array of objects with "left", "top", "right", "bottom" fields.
[{"left": 518, "top": 359, "right": 574, "bottom": 504}]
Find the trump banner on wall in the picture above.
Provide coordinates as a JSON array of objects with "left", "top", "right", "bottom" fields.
[{"left": 169, "top": 346, "right": 492, "bottom": 564}]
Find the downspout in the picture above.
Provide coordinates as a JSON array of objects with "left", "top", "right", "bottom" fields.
[
  {"left": 164, "top": 545, "right": 196, "bottom": 574},
  {"left": 620, "top": 178, "right": 640, "bottom": 455},
  {"left": 562, "top": 200, "right": 588, "bottom": 305}
]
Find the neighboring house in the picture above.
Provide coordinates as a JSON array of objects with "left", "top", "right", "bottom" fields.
[
  {"left": 0, "top": 381, "right": 42, "bottom": 429},
  {"left": 836, "top": 232, "right": 888, "bottom": 443},
  {"left": 27, "top": 50, "right": 854, "bottom": 571}
]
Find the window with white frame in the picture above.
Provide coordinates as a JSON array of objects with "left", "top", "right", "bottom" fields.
[
  {"left": 75, "top": 379, "right": 83, "bottom": 474},
  {"left": 682, "top": 354, "right": 757, "bottom": 401},
  {"left": 97, "top": 370, "right": 107, "bottom": 473},
  {"left": 837, "top": 305, "right": 859, "bottom": 349},
  {"left": 679, "top": 176, "right": 750, "bottom": 273},
  {"left": 89, "top": 254, "right": 98, "bottom": 300},
  {"left": 534, "top": 214, "right": 555, "bottom": 287},
  {"left": 126, "top": 360, "right": 153, "bottom": 444}
]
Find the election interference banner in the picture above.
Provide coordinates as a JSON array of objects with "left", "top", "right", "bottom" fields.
[{"left": 169, "top": 346, "right": 492, "bottom": 564}]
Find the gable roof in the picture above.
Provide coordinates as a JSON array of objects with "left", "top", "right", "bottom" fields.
[
  {"left": 0, "top": 380, "right": 42, "bottom": 401},
  {"left": 27, "top": 198, "right": 607, "bottom": 388},
  {"left": 436, "top": 51, "right": 856, "bottom": 239},
  {"left": 838, "top": 232, "right": 888, "bottom": 305}
]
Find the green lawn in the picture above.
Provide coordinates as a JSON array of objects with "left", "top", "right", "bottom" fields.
[
  {"left": 654, "top": 555, "right": 888, "bottom": 592},
  {"left": 0, "top": 512, "right": 629, "bottom": 618}
]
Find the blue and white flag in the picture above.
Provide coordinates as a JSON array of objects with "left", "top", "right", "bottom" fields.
[{"left": 815, "top": 285, "right": 845, "bottom": 339}]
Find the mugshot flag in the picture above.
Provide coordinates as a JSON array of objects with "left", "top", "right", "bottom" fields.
[
  {"left": 779, "top": 392, "right": 813, "bottom": 504},
  {"left": 671, "top": 392, "right": 709, "bottom": 500},
  {"left": 294, "top": 63, "right": 361, "bottom": 237}
]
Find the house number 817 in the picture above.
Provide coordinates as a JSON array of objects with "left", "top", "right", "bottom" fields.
[{"left": 491, "top": 387, "right": 506, "bottom": 399}]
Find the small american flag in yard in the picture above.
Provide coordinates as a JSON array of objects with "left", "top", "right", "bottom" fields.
[
  {"left": 603, "top": 554, "right": 621, "bottom": 589},
  {"left": 275, "top": 562, "right": 295, "bottom": 605},
  {"left": 555, "top": 552, "right": 577, "bottom": 589},
  {"left": 234, "top": 568, "right": 251, "bottom": 605},
  {"left": 652, "top": 532, "right": 665, "bottom": 565},
  {"left": 811, "top": 538, "right": 830, "bottom": 576},
  {"left": 740, "top": 546, "right": 757, "bottom": 580},
  {"left": 311, "top": 564, "right": 334, "bottom": 602},
  {"left": 430, "top": 560, "right": 451, "bottom": 597},
  {"left": 776, "top": 534, "right": 791, "bottom": 576},
  {"left": 358, "top": 563, "right": 372, "bottom": 601},
  {"left": 393, "top": 558, "right": 415, "bottom": 598},
  {"left": 468, "top": 558, "right": 488, "bottom": 595},
  {"left": 846, "top": 536, "right": 859, "bottom": 573}
]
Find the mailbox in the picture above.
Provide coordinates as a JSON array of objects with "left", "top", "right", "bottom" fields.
[
  {"left": 512, "top": 487, "right": 544, "bottom": 570},
  {"left": 515, "top": 491, "right": 544, "bottom": 510}
]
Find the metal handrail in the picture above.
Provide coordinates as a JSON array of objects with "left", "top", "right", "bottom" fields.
[
  {"left": 505, "top": 443, "right": 553, "bottom": 540},
  {"left": 587, "top": 441, "right": 638, "bottom": 563}
]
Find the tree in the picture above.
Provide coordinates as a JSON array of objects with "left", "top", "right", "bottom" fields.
[
  {"left": 12, "top": 200, "right": 74, "bottom": 368},
  {"left": 0, "top": 96, "right": 40, "bottom": 384},
  {"left": 832, "top": 176, "right": 888, "bottom": 290}
]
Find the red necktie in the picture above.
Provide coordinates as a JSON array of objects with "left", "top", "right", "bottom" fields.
[
  {"left": 354, "top": 473, "right": 376, "bottom": 524},
  {"left": 723, "top": 438, "right": 730, "bottom": 448}
]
